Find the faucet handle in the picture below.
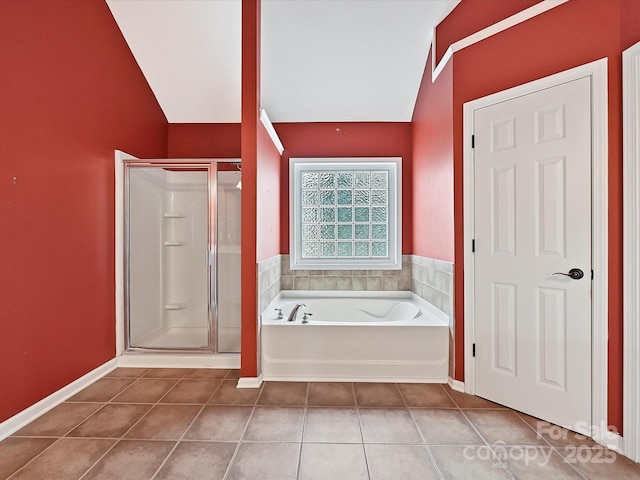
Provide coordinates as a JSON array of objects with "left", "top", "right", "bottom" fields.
[
  {"left": 302, "top": 312, "right": 313, "bottom": 323},
  {"left": 274, "top": 308, "right": 283, "bottom": 319}
]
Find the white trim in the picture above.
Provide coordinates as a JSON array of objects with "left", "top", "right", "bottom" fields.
[
  {"left": 289, "top": 157, "right": 402, "bottom": 270},
  {"left": 448, "top": 377, "right": 465, "bottom": 393},
  {"left": 117, "top": 353, "right": 240, "bottom": 369},
  {"left": 259, "top": 108, "right": 284, "bottom": 155},
  {"left": 623, "top": 41, "right": 640, "bottom": 463},
  {"left": 0, "top": 359, "right": 117, "bottom": 440},
  {"left": 237, "top": 376, "right": 263, "bottom": 389},
  {"left": 603, "top": 431, "right": 625, "bottom": 455},
  {"left": 431, "top": 0, "right": 569, "bottom": 81},
  {"left": 463, "top": 59, "right": 608, "bottom": 444},
  {"left": 114, "top": 150, "right": 138, "bottom": 356}
]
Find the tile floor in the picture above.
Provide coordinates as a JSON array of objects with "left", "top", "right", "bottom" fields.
[{"left": 1, "top": 368, "right": 639, "bottom": 479}]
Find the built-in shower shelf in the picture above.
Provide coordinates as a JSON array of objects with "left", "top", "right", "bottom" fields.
[
  {"left": 163, "top": 213, "right": 186, "bottom": 218},
  {"left": 164, "top": 303, "right": 187, "bottom": 310},
  {"left": 163, "top": 240, "right": 188, "bottom": 246}
]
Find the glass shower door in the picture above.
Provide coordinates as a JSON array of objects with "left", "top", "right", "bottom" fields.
[
  {"left": 216, "top": 164, "right": 241, "bottom": 353},
  {"left": 127, "top": 166, "right": 211, "bottom": 350}
]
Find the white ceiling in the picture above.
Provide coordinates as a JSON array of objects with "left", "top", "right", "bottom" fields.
[{"left": 106, "top": 0, "right": 458, "bottom": 123}]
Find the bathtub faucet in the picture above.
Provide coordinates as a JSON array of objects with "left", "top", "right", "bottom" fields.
[{"left": 287, "top": 303, "right": 306, "bottom": 322}]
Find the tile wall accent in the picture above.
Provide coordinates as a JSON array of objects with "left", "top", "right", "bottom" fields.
[
  {"left": 257, "top": 255, "right": 282, "bottom": 314},
  {"left": 410, "top": 255, "right": 454, "bottom": 377},
  {"left": 280, "top": 255, "right": 412, "bottom": 291},
  {"left": 410, "top": 255, "right": 453, "bottom": 317}
]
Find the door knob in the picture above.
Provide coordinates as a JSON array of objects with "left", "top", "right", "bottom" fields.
[{"left": 553, "top": 268, "right": 584, "bottom": 280}]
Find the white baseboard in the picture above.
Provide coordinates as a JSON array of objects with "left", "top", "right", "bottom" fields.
[
  {"left": 0, "top": 359, "right": 118, "bottom": 441},
  {"left": 594, "top": 430, "right": 624, "bottom": 454},
  {"left": 448, "top": 377, "right": 465, "bottom": 393},
  {"left": 117, "top": 353, "right": 240, "bottom": 369},
  {"left": 237, "top": 376, "right": 263, "bottom": 389}
]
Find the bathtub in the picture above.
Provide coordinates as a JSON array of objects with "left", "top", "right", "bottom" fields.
[{"left": 261, "top": 291, "right": 449, "bottom": 382}]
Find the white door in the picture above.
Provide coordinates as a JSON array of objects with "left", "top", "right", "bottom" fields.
[{"left": 473, "top": 77, "right": 592, "bottom": 431}]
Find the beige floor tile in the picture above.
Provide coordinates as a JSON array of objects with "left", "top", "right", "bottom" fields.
[
  {"left": 569, "top": 447, "right": 640, "bottom": 479},
  {"left": 365, "top": 444, "right": 440, "bottom": 480},
  {"left": 299, "top": 443, "right": 368, "bottom": 480},
  {"left": 104, "top": 368, "right": 149, "bottom": 378},
  {"left": 359, "top": 408, "right": 422, "bottom": 444},
  {"left": 226, "top": 442, "right": 299, "bottom": 480},
  {"left": 444, "top": 386, "right": 506, "bottom": 409},
  {"left": 354, "top": 383, "right": 405, "bottom": 407},
  {"left": 67, "top": 378, "right": 134, "bottom": 402},
  {"left": 184, "top": 405, "right": 252, "bottom": 441},
  {"left": 412, "top": 408, "right": 484, "bottom": 445},
  {"left": 517, "top": 412, "right": 597, "bottom": 449},
  {"left": 111, "top": 378, "right": 178, "bottom": 403},
  {"left": 304, "top": 408, "right": 362, "bottom": 443},
  {"left": 142, "top": 368, "right": 191, "bottom": 379},
  {"left": 124, "top": 404, "right": 201, "bottom": 440},
  {"left": 184, "top": 369, "right": 229, "bottom": 379},
  {"left": 430, "top": 445, "right": 512, "bottom": 480},
  {"left": 307, "top": 382, "right": 355, "bottom": 406},
  {"left": 154, "top": 441, "right": 237, "bottom": 480},
  {"left": 0, "top": 437, "right": 56, "bottom": 479},
  {"left": 465, "top": 410, "right": 547, "bottom": 446},
  {"left": 9, "top": 438, "right": 114, "bottom": 480},
  {"left": 13, "top": 402, "right": 102, "bottom": 437},
  {"left": 258, "top": 382, "right": 308, "bottom": 406},
  {"left": 397, "top": 383, "right": 456, "bottom": 408},
  {"left": 81, "top": 439, "right": 174, "bottom": 480},
  {"left": 501, "top": 446, "right": 586, "bottom": 479},
  {"left": 67, "top": 404, "right": 150, "bottom": 438},
  {"left": 243, "top": 406, "right": 305, "bottom": 441},
  {"left": 208, "top": 380, "right": 261, "bottom": 405},
  {"left": 159, "top": 379, "right": 221, "bottom": 404}
]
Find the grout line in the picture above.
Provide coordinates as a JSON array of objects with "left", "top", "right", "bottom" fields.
[
  {"left": 401, "top": 385, "right": 446, "bottom": 480},
  {"left": 350, "top": 382, "right": 372, "bottom": 480},
  {"left": 78, "top": 370, "right": 161, "bottom": 479},
  {"left": 222, "top": 402, "right": 260, "bottom": 480},
  {"left": 295, "top": 383, "right": 310, "bottom": 479},
  {"left": 6, "top": 437, "right": 66, "bottom": 480}
]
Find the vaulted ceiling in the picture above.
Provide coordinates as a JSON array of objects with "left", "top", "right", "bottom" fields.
[{"left": 106, "top": 0, "right": 459, "bottom": 123}]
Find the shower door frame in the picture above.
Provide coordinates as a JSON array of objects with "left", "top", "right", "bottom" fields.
[{"left": 122, "top": 158, "right": 238, "bottom": 354}]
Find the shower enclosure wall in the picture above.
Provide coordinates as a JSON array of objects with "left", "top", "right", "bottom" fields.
[{"left": 125, "top": 161, "right": 241, "bottom": 353}]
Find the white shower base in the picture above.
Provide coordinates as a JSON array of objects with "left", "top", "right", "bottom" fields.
[
  {"left": 137, "top": 327, "right": 209, "bottom": 349},
  {"left": 118, "top": 352, "right": 240, "bottom": 369},
  {"left": 134, "top": 326, "right": 241, "bottom": 352}
]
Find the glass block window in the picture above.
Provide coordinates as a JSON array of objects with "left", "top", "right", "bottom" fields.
[{"left": 290, "top": 157, "right": 401, "bottom": 270}]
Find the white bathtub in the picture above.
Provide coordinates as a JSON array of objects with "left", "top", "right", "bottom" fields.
[{"left": 261, "top": 291, "right": 449, "bottom": 382}]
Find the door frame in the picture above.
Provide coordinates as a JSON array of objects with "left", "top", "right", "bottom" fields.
[
  {"left": 114, "top": 152, "right": 241, "bottom": 356},
  {"left": 623, "top": 41, "right": 640, "bottom": 463},
  {"left": 463, "top": 59, "right": 609, "bottom": 444}
]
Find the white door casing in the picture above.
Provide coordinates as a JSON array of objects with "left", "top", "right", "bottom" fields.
[
  {"left": 463, "top": 59, "right": 609, "bottom": 446},
  {"left": 623, "top": 40, "right": 640, "bottom": 463},
  {"left": 473, "top": 77, "right": 591, "bottom": 431}
]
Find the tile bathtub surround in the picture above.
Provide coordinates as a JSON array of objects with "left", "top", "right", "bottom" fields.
[
  {"left": 3, "top": 367, "right": 639, "bottom": 479},
  {"left": 280, "top": 254, "right": 413, "bottom": 291},
  {"left": 410, "top": 255, "right": 453, "bottom": 316},
  {"left": 257, "top": 254, "right": 282, "bottom": 314}
]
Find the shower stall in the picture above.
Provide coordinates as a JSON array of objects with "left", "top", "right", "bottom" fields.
[{"left": 124, "top": 160, "right": 241, "bottom": 353}]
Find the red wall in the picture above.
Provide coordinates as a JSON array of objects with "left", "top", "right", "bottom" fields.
[
  {"left": 411, "top": 51, "right": 454, "bottom": 262},
  {"left": 256, "top": 123, "right": 282, "bottom": 263},
  {"left": 435, "top": 0, "right": 540, "bottom": 64},
  {"left": 240, "top": 0, "right": 260, "bottom": 377},
  {"left": 0, "top": 1, "right": 167, "bottom": 422},
  {"left": 419, "top": 0, "right": 640, "bottom": 433},
  {"left": 167, "top": 124, "right": 241, "bottom": 158},
  {"left": 274, "top": 122, "right": 413, "bottom": 254}
]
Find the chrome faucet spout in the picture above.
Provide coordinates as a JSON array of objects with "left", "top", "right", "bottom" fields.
[{"left": 287, "top": 303, "right": 306, "bottom": 322}]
